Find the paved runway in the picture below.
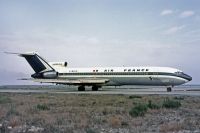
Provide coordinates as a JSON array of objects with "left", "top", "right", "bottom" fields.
[
  {"left": 0, "top": 85, "right": 200, "bottom": 96},
  {"left": 54, "top": 89, "right": 200, "bottom": 96}
]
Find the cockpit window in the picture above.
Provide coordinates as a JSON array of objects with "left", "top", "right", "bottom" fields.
[{"left": 175, "top": 71, "right": 183, "bottom": 75}]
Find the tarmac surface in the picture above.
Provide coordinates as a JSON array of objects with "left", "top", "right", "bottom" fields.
[{"left": 0, "top": 85, "right": 200, "bottom": 96}]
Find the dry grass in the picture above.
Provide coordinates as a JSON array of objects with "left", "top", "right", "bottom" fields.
[
  {"left": 160, "top": 122, "right": 183, "bottom": 133},
  {"left": 0, "top": 93, "right": 199, "bottom": 132},
  {"left": 109, "top": 116, "right": 121, "bottom": 127}
]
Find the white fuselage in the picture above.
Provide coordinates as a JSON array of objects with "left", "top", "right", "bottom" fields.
[
  {"left": 9, "top": 52, "right": 192, "bottom": 90},
  {"left": 53, "top": 66, "right": 191, "bottom": 86}
]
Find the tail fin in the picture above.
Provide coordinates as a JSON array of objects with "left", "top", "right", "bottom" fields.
[{"left": 5, "top": 52, "right": 54, "bottom": 73}]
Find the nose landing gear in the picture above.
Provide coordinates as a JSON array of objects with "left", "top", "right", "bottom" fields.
[{"left": 167, "top": 87, "right": 172, "bottom": 92}]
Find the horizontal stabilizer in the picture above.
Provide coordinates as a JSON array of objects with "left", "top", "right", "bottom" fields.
[
  {"left": 4, "top": 51, "right": 37, "bottom": 56},
  {"left": 5, "top": 51, "right": 54, "bottom": 73}
]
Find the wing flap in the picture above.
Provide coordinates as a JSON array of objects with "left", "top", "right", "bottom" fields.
[{"left": 20, "top": 78, "right": 109, "bottom": 85}]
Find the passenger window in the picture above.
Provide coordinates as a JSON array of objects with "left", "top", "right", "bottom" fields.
[
  {"left": 146, "top": 69, "right": 149, "bottom": 71},
  {"left": 137, "top": 69, "right": 140, "bottom": 71},
  {"left": 132, "top": 69, "right": 135, "bottom": 71},
  {"left": 124, "top": 69, "right": 127, "bottom": 72}
]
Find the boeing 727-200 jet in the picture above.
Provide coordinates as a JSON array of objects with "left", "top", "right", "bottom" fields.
[{"left": 7, "top": 52, "right": 192, "bottom": 92}]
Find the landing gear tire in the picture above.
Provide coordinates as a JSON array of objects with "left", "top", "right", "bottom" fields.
[
  {"left": 167, "top": 87, "right": 172, "bottom": 92},
  {"left": 92, "top": 86, "right": 98, "bottom": 91},
  {"left": 78, "top": 86, "right": 85, "bottom": 91}
]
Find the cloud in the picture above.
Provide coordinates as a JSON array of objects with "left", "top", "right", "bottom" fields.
[
  {"left": 160, "top": 9, "right": 173, "bottom": 16},
  {"left": 164, "top": 25, "right": 185, "bottom": 35},
  {"left": 180, "top": 10, "right": 195, "bottom": 18},
  {"left": 1, "top": 29, "right": 199, "bottom": 84},
  {"left": 0, "top": 31, "right": 181, "bottom": 66}
]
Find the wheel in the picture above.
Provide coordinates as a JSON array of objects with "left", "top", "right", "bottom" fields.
[
  {"left": 167, "top": 87, "right": 172, "bottom": 92},
  {"left": 92, "top": 86, "right": 98, "bottom": 91},
  {"left": 78, "top": 86, "right": 85, "bottom": 91}
]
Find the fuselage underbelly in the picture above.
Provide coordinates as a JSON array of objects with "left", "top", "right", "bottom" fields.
[{"left": 58, "top": 75, "right": 187, "bottom": 86}]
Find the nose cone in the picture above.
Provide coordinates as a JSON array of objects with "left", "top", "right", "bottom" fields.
[
  {"left": 187, "top": 75, "right": 192, "bottom": 81},
  {"left": 175, "top": 72, "right": 192, "bottom": 85},
  {"left": 183, "top": 73, "right": 192, "bottom": 82}
]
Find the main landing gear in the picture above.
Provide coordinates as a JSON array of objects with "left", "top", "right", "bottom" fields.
[
  {"left": 78, "top": 86, "right": 99, "bottom": 91},
  {"left": 78, "top": 86, "right": 85, "bottom": 91},
  {"left": 92, "top": 86, "right": 99, "bottom": 91}
]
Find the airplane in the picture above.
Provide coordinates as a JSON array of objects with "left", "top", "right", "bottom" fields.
[{"left": 6, "top": 52, "right": 192, "bottom": 92}]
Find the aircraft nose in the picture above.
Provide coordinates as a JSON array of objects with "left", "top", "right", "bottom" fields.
[
  {"left": 184, "top": 73, "right": 192, "bottom": 81},
  {"left": 176, "top": 72, "right": 192, "bottom": 82},
  {"left": 187, "top": 75, "right": 192, "bottom": 81}
]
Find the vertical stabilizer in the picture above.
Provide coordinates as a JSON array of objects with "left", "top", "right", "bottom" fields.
[{"left": 18, "top": 52, "right": 54, "bottom": 73}]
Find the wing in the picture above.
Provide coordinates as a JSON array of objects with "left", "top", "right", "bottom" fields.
[{"left": 20, "top": 78, "right": 109, "bottom": 86}]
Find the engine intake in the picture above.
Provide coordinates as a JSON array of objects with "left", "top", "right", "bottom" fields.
[{"left": 49, "top": 62, "right": 67, "bottom": 67}]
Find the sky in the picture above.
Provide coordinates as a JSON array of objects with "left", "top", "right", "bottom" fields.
[{"left": 0, "top": 0, "right": 200, "bottom": 85}]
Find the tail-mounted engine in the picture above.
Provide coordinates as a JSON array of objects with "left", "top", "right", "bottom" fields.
[
  {"left": 42, "top": 71, "right": 58, "bottom": 78},
  {"left": 31, "top": 71, "right": 58, "bottom": 79}
]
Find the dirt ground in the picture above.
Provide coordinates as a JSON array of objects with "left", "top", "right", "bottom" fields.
[{"left": 0, "top": 93, "right": 199, "bottom": 133}]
